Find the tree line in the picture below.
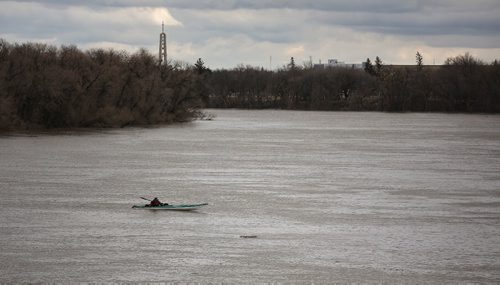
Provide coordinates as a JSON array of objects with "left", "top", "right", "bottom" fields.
[
  {"left": 0, "top": 39, "right": 204, "bottom": 130},
  {"left": 1, "top": 39, "right": 499, "bottom": 131},
  {"left": 203, "top": 53, "right": 500, "bottom": 113}
]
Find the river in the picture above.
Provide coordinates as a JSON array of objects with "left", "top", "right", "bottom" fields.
[{"left": 1, "top": 110, "right": 499, "bottom": 283}]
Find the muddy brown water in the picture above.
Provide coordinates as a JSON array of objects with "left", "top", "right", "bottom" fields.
[{"left": 1, "top": 110, "right": 499, "bottom": 282}]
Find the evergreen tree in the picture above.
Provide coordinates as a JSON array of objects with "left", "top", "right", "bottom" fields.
[
  {"left": 416, "top": 51, "right": 423, "bottom": 70},
  {"left": 288, "top": 57, "right": 296, "bottom": 70},
  {"left": 375, "top": 56, "right": 383, "bottom": 75},
  {"left": 194, "top": 58, "right": 208, "bottom": 75},
  {"left": 364, "top": 58, "right": 375, "bottom": 75}
]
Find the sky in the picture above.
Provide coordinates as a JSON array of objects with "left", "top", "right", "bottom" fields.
[{"left": 1, "top": 0, "right": 500, "bottom": 69}]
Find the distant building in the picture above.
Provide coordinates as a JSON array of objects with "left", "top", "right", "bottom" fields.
[
  {"left": 314, "top": 58, "right": 364, "bottom": 69},
  {"left": 328, "top": 59, "right": 345, "bottom": 66}
]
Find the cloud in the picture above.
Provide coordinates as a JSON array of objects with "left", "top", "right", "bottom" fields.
[
  {"left": 0, "top": 1, "right": 181, "bottom": 47},
  {"left": 168, "top": 8, "right": 308, "bottom": 44},
  {"left": 3, "top": 0, "right": 419, "bottom": 12},
  {"left": 1, "top": 0, "right": 499, "bottom": 68},
  {"left": 285, "top": 45, "right": 305, "bottom": 57}
]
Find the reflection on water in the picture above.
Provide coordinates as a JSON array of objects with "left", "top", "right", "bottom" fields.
[{"left": 1, "top": 110, "right": 500, "bottom": 282}]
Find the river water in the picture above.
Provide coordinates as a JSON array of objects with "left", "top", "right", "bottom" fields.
[{"left": 1, "top": 110, "right": 499, "bottom": 283}]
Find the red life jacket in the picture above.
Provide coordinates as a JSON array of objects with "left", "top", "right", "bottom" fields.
[{"left": 150, "top": 198, "right": 161, "bottom": 206}]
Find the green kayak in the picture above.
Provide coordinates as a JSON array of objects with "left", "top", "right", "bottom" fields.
[{"left": 132, "top": 203, "right": 208, "bottom": 211}]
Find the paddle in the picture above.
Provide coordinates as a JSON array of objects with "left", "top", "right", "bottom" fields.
[{"left": 140, "top": 197, "right": 152, "bottom": 201}]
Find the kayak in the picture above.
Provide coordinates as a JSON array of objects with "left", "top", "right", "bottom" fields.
[{"left": 132, "top": 203, "right": 208, "bottom": 211}]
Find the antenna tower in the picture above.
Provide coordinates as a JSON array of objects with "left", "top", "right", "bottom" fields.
[{"left": 159, "top": 21, "right": 167, "bottom": 65}]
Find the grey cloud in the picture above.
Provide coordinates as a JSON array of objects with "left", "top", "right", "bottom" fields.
[
  {"left": 0, "top": 2, "right": 167, "bottom": 46},
  {"left": 1, "top": 0, "right": 499, "bottom": 68},
  {"left": 0, "top": 0, "right": 435, "bottom": 12},
  {"left": 311, "top": 9, "right": 500, "bottom": 37},
  {"left": 167, "top": 6, "right": 500, "bottom": 48},
  {"left": 168, "top": 8, "right": 307, "bottom": 44},
  {"left": 6, "top": 0, "right": 500, "bottom": 14},
  {"left": 6, "top": 0, "right": 500, "bottom": 41},
  {"left": 152, "top": 0, "right": 419, "bottom": 13}
]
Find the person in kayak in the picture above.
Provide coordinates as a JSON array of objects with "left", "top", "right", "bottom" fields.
[{"left": 150, "top": 197, "right": 163, "bottom": 207}]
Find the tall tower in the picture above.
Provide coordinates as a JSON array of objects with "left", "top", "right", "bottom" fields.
[{"left": 159, "top": 21, "right": 167, "bottom": 65}]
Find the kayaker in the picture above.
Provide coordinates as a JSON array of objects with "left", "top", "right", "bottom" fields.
[{"left": 150, "top": 197, "right": 162, "bottom": 207}]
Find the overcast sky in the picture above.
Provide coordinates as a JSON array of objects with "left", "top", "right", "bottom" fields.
[{"left": 1, "top": 0, "right": 499, "bottom": 69}]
